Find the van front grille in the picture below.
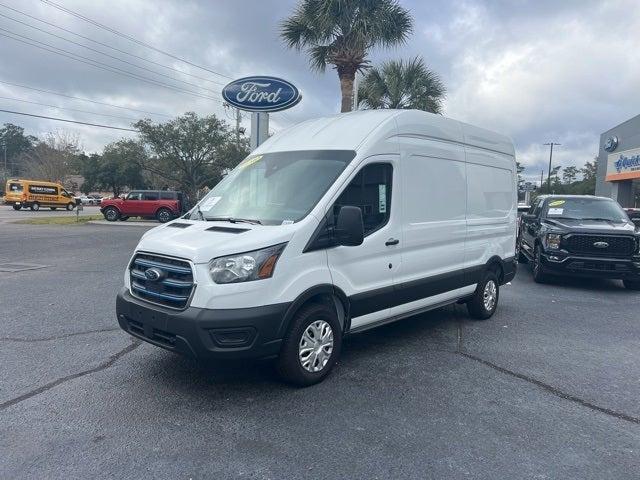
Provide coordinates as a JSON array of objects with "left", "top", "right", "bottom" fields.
[{"left": 129, "top": 253, "right": 194, "bottom": 309}]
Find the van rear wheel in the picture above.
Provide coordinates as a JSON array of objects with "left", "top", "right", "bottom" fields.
[
  {"left": 66, "top": 203, "right": 75, "bottom": 211},
  {"left": 467, "top": 270, "right": 500, "bottom": 320},
  {"left": 276, "top": 303, "right": 342, "bottom": 387},
  {"left": 30, "top": 202, "right": 40, "bottom": 211}
]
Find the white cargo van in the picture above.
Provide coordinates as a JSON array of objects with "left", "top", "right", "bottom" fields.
[{"left": 117, "top": 110, "right": 517, "bottom": 385}]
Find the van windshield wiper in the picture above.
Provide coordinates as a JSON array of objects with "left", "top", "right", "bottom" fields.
[{"left": 205, "top": 216, "right": 262, "bottom": 225}]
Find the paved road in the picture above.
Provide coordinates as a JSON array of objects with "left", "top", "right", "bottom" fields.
[
  {"left": 1, "top": 222, "right": 639, "bottom": 479},
  {"left": 0, "top": 204, "right": 101, "bottom": 223}
]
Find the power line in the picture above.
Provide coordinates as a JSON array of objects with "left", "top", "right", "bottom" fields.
[
  {"left": 41, "top": 0, "right": 233, "bottom": 80},
  {"left": 0, "top": 108, "right": 138, "bottom": 131},
  {"left": 0, "top": 79, "right": 172, "bottom": 118},
  {"left": 0, "top": 95, "right": 139, "bottom": 121},
  {"left": 0, "top": 27, "right": 224, "bottom": 102},
  {"left": 0, "top": 3, "right": 226, "bottom": 86},
  {"left": 0, "top": 11, "right": 224, "bottom": 93}
]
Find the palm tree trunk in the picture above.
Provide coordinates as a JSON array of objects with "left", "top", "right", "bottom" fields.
[{"left": 339, "top": 71, "right": 355, "bottom": 113}]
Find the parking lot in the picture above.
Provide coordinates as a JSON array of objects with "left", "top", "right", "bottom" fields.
[{"left": 1, "top": 219, "right": 639, "bottom": 479}]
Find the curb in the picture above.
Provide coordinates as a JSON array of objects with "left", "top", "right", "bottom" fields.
[{"left": 87, "top": 220, "right": 157, "bottom": 227}]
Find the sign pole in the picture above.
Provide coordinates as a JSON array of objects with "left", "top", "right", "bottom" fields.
[{"left": 250, "top": 112, "right": 269, "bottom": 149}]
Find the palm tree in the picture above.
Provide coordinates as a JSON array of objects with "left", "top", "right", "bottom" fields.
[
  {"left": 358, "top": 57, "right": 446, "bottom": 113},
  {"left": 280, "top": 0, "right": 413, "bottom": 113}
]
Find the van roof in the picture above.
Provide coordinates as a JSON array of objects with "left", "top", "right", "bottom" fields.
[{"left": 254, "top": 109, "right": 514, "bottom": 157}]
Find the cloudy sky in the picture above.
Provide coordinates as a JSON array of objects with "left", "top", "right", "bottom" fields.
[{"left": 0, "top": 0, "right": 639, "bottom": 183}]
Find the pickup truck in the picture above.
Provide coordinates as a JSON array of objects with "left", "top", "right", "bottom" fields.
[
  {"left": 518, "top": 195, "right": 640, "bottom": 289},
  {"left": 100, "top": 190, "right": 184, "bottom": 223}
]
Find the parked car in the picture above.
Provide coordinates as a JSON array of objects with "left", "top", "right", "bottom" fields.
[
  {"left": 116, "top": 110, "right": 518, "bottom": 386},
  {"left": 624, "top": 207, "right": 640, "bottom": 226},
  {"left": 76, "top": 195, "right": 99, "bottom": 206},
  {"left": 518, "top": 195, "right": 640, "bottom": 289},
  {"left": 88, "top": 194, "right": 103, "bottom": 205},
  {"left": 4, "top": 178, "right": 76, "bottom": 211},
  {"left": 100, "top": 190, "right": 183, "bottom": 223}
]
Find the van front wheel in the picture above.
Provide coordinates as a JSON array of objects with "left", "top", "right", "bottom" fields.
[
  {"left": 66, "top": 203, "right": 75, "bottom": 211},
  {"left": 467, "top": 270, "right": 500, "bottom": 320},
  {"left": 12, "top": 204, "right": 21, "bottom": 211},
  {"left": 276, "top": 303, "right": 342, "bottom": 387},
  {"left": 30, "top": 202, "right": 40, "bottom": 211}
]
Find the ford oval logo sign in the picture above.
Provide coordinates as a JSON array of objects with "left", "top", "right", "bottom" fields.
[
  {"left": 593, "top": 241, "right": 609, "bottom": 249},
  {"left": 222, "top": 76, "right": 302, "bottom": 112}
]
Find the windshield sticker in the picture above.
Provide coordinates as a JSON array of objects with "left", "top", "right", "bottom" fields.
[
  {"left": 549, "top": 200, "right": 565, "bottom": 207},
  {"left": 548, "top": 208, "right": 564, "bottom": 216},
  {"left": 378, "top": 184, "right": 387, "bottom": 213},
  {"left": 238, "top": 155, "right": 263, "bottom": 169},
  {"left": 281, "top": 219, "right": 294, "bottom": 225},
  {"left": 200, "top": 196, "right": 221, "bottom": 211}
]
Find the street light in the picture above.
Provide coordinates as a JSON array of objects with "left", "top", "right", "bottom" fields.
[{"left": 543, "top": 142, "right": 561, "bottom": 193}]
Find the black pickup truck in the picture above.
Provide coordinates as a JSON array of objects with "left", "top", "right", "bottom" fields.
[{"left": 518, "top": 195, "right": 640, "bottom": 289}]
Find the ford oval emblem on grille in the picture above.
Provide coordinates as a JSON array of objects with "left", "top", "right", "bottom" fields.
[
  {"left": 144, "top": 267, "right": 164, "bottom": 281},
  {"left": 593, "top": 241, "right": 609, "bottom": 249}
]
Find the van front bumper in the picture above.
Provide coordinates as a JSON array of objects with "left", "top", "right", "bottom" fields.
[{"left": 116, "top": 288, "right": 290, "bottom": 360}]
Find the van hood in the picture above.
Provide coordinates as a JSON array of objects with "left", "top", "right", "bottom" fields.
[{"left": 136, "top": 220, "right": 298, "bottom": 264}]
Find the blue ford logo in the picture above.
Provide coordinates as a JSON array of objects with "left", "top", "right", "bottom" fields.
[
  {"left": 144, "top": 267, "right": 163, "bottom": 282},
  {"left": 222, "top": 76, "right": 302, "bottom": 112}
]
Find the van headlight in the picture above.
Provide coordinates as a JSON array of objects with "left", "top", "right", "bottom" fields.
[
  {"left": 546, "top": 233, "right": 562, "bottom": 250},
  {"left": 209, "top": 243, "right": 287, "bottom": 284}
]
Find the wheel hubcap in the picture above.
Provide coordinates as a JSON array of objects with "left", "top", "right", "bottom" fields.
[
  {"left": 298, "top": 320, "right": 333, "bottom": 373},
  {"left": 483, "top": 280, "right": 497, "bottom": 311}
]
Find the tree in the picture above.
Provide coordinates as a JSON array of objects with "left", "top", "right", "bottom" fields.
[
  {"left": 90, "top": 140, "right": 147, "bottom": 196},
  {"left": 281, "top": 0, "right": 413, "bottom": 112},
  {"left": 134, "top": 112, "right": 246, "bottom": 200},
  {"left": 516, "top": 161, "right": 525, "bottom": 188},
  {"left": 562, "top": 165, "right": 578, "bottom": 184},
  {"left": 358, "top": 57, "right": 445, "bottom": 113},
  {"left": 0, "top": 123, "right": 37, "bottom": 179},
  {"left": 21, "top": 131, "right": 80, "bottom": 183}
]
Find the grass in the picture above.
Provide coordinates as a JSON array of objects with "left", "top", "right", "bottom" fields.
[{"left": 14, "top": 214, "right": 104, "bottom": 225}]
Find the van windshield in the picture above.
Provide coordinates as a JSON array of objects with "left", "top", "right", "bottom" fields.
[
  {"left": 8, "top": 182, "right": 23, "bottom": 192},
  {"left": 191, "top": 150, "right": 355, "bottom": 225}
]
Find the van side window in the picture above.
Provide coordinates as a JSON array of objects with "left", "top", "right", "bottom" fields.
[
  {"left": 142, "top": 192, "right": 159, "bottom": 201},
  {"left": 334, "top": 163, "right": 392, "bottom": 236}
]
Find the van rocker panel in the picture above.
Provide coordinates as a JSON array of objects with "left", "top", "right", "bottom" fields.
[{"left": 116, "top": 288, "right": 290, "bottom": 360}]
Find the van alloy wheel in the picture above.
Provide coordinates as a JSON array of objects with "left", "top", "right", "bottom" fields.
[
  {"left": 483, "top": 280, "right": 497, "bottom": 311},
  {"left": 31, "top": 202, "right": 40, "bottom": 211},
  {"left": 298, "top": 320, "right": 334, "bottom": 373}
]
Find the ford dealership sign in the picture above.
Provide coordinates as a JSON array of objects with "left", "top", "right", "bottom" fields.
[{"left": 222, "top": 76, "right": 301, "bottom": 112}]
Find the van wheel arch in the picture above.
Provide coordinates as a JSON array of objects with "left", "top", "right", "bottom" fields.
[
  {"left": 485, "top": 256, "right": 504, "bottom": 283},
  {"left": 280, "top": 285, "right": 350, "bottom": 338}
]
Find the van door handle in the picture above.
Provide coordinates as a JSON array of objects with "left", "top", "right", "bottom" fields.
[{"left": 385, "top": 238, "right": 400, "bottom": 246}]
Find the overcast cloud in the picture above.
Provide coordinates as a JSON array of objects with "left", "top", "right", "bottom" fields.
[{"left": 0, "top": 0, "right": 639, "bottom": 182}]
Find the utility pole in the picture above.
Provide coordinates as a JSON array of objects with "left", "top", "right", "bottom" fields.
[
  {"left": 2, "top": 141, "right": 6, "bottom": 182},
  {"left": 543, "top": 142, "right": 561, "bottom": 193},
  {"left": 540, "top": 170, "right": 544, "bottom": 189}
]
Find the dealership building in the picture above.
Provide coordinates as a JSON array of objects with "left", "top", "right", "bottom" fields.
[{"left": 595, "top": 114, "right": 640, "bottom": 207}]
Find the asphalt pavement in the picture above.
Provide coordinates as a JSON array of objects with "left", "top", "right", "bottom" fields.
[{"left": 1, "top": 221, "right": 639, "bottom": 479}]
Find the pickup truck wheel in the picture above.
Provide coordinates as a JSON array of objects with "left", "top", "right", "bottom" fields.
[
  {"left": 276, "top": 303, "right": 342, "bottom": 387},
  {"left": 66, "top": 202, "right": 75, "bottom": 211},
  {"left": 532, "top": 245, "right": 547, "bottom": 283},
  {"left": 156, "top": 208, "right": 173, "bottom": 223},
  {"left": 30, "top": 202, "right": 40, "bottom": 211},
  {"left": 12, "top": 204, "right": 21, "bottom": 211},
  {"left": 623, "top": 280, "right": 640, "bottom": 291},
  {"left": 103, "top": 206, "right": 120, "bottom": 221},
  {"left": 467, "top": 271, "right": 499, "bottom": 320}
]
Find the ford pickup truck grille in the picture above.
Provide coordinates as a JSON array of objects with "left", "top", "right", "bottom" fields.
[
  {"left": 129, "top": 253, "right": 194, "bottom": 309},
  {"left": 563, "top": 235, "right": 636, "bottom": 258}
]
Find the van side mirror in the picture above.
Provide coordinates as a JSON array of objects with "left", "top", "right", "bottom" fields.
[{"left": 335, "top": 206, "right": 364, "bottom": 246}]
